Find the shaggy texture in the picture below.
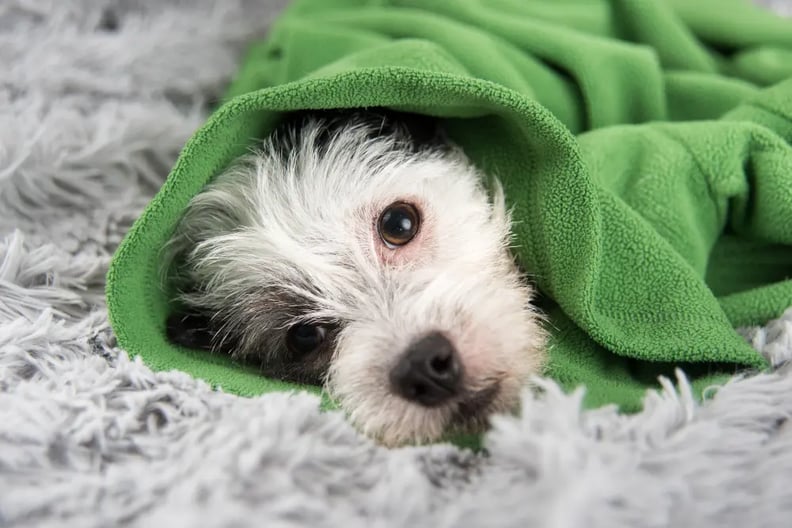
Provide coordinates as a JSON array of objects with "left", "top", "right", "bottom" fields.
[
  {"left": 106, "top": 0, "right": 792, "bottom": 413},
  {"left": 1, "top": 1, "right": 792, "bottom": 526}
]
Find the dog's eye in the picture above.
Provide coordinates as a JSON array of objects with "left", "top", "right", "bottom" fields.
[
  {"left": 378, "top": 202, "right": 420, "bottom": 247},
  {"left": 286, "top": 323, "right": 327, "bottom": 356}
]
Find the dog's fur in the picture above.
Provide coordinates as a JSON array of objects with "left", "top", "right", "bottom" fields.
[{"left": 164, "top": 110, "right": 546, "bottom": 445}]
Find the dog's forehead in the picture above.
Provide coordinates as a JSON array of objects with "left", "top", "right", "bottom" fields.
[{"left": 233, "top": 217, "right": 370, "bottom": 318}]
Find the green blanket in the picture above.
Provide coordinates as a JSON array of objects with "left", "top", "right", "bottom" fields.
[{"left": 107, "top": 0, "right": 792, "bottom": 413}]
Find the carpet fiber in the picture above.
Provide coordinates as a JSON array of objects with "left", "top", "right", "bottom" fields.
[{"left": 2, "top": 1, "right": 792, "bottom": 526}]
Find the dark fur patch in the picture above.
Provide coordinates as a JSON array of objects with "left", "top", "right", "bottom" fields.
[
  {"left": 276, "top": 107, "right": 448, "bottom": 152},
  {"left": 166, "top": 311, "right": 218, "bottom": 351},
  {"left": 166, "top": 289, "right": 340, "bottom": 386}
]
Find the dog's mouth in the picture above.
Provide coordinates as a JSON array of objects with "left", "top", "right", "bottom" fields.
[{"left": 450, "top": 382, "right": 503, "bottom": 429}]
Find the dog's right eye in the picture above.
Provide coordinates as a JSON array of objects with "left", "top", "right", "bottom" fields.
[
  {"left": 378, "top": 202, "right": 420, "bottom": 248},
  {"left": 286, "top": 323, "right": 327, "bottom": 357}
]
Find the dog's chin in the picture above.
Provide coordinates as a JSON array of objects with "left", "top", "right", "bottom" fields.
[
  {"left": 328, "top": 317, "right": 545, "bottom": 446},
  {"left": 450, "top": 382, "right": 505, "bottom": 429},
  {"left": 368, "top": 380, "right": 521, "bottom": 447}
]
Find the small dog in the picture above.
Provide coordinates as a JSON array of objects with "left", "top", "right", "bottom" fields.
[{"left": 164, "top": 109, "right": 546, "bottom": 446}]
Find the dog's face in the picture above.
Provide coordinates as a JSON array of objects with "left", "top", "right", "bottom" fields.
[{"left": 165, "top": 112, "right": 546, "bottom": 445}]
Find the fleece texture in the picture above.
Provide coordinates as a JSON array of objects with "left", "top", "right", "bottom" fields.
[
  {"left": 106, "top": 0, "right": 792, "bottom": 410},
  {"left": 4, "top": 1, "right": 792, "bottom": 526}
]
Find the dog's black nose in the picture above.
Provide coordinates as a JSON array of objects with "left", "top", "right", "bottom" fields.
[{"left": 389, "top": 332, "right": 462, "bottom": 406}]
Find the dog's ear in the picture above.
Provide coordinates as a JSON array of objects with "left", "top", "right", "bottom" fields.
[{"left": 165, "top": 311, "right": 216, "bottom": 350}]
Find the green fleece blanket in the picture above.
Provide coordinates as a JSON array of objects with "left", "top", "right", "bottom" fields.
[{"left": 107, "top": 0, "right": 792, "bottom": 413}]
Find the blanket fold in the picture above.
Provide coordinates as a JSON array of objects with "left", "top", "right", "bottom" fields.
[{"left": 107, "top": 0, "right": 792, "bottom": 412}]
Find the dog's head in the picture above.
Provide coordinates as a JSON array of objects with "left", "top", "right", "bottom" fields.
[{"left": 165, "top": 111, "right": 546, "bottom": 445}]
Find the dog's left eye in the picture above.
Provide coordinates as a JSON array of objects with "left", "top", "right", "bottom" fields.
[
  {"left": 286, "top": 323, "right": 327, "bottom": 357},
  {"left": 378, "top": 202, "right": 420, "bottom": 248}
]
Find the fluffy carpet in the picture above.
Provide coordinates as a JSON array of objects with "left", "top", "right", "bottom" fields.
[{"left": 2, "top": 1, "right": 792, "bottom": 526}]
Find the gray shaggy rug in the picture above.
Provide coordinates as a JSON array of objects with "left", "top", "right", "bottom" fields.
[{"left": 2, "top": 1, "right": 792, "bottom": 527}]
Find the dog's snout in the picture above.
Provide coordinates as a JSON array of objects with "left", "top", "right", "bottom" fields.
[{"left": 389, "top": 332, "right": 462, "bottom": 406}]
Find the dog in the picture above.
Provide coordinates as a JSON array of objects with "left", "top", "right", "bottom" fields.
[{"left": 163, "top": 109, "right": 546, "bottom": 446}]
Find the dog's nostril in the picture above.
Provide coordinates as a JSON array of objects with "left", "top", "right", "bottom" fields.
[
  {"left": 389, "top": 331, "right": 462, "bottom": 407},
  {"left": 429, "top": 353, "right": 453, "bottom": 376}
]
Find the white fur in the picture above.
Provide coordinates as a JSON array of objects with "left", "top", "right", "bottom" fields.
[{"left": 167, "top": 117, "right": 547, "bottom": 445}]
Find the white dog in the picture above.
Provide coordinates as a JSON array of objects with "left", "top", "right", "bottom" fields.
[{"left": 164, "top": 109, "right": 546, "bottom": 446}]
